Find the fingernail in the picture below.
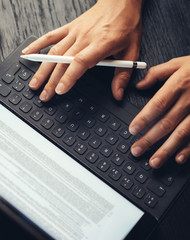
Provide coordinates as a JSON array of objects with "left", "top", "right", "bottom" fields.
[
  {"left": 40, "top": 90, "right": 48, "bottom": 101},
  {"left": 29, "top": 78, "right": 38, "bottom": 88},
  {"left": 131, "top": 146, "right": 143, "bottom": 157},
  {"left": 176, "top": 154, "right": 186, "bottom": 164},
  {"left": 55, "top": 83, "right": 65, "bottom": 95},
  {"left": 150, "top": 157, "right": 161, "bottom": 168},
  {"left": 22, "top": 47, "right": 29, "bottom": 54},
  {"left": 129, "top": 125, "right": 140, "bottom": 135}
]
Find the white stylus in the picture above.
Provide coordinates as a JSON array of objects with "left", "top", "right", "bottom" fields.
[{"left": 20, "top": 54, "right": 147, "bottom": 69}]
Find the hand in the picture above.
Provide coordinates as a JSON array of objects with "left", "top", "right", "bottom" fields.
[
  {"left": 22, "top": 0, "right": 143, "bottom": 101},
  {"left": 129, "top": 56, "right": 190, "bottom": 168}
]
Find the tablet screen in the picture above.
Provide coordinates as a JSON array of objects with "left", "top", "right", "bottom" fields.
[{"left": 0, "top": 105, "right": 144, "bottom": 240}]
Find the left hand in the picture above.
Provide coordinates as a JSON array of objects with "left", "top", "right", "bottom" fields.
[
  {"left": 22, "top": 0, "right": 143, "bottom": 102},
  {"left": 129, "top": 56, "right": 190, "bottom": 168}
]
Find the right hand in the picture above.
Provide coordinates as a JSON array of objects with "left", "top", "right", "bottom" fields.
[{"left": 22, "top": 0, "right": 143, "bottom": 102}]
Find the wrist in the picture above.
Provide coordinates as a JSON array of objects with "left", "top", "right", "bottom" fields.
[
  {"left": 96, "top": 0, "right": 143, "bottom": 26},
  {"left": 97, "top": 0, "right": 144, "bottom": 11}
]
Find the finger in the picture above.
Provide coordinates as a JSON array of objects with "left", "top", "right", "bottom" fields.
[
  {"left": 55, "top": 43, "right": 110, "bottom": 95},
  {"left": 39, "top": 40, "right": 87, "bottom": 101},
  {"left": 22, "top": 26, "right": 69, "bottom": 54},
  {"left": 129, "top": 69, "right": 183, "bottom": 135},
  {"left": 131, "top": 91, "right": 190, "bottom": 157},
  {"left": 136, "top": 57, "right": 189, "bottom": 90},
  {"left": 39, "top": 62, "right": 69, "bottom": 101},
  {"left": 148, "top": 114, "right": 190, "bottom": 168},
  {"left": 29, "top": 35, "right": 76, "bottom": 92},
  {"left": 175, "top": 141, "right": 190, "bottom": 164},
  {"left": 111, "top": 67, "right": 133, "bottom": 100},
  {"left": 112, "top": 48, "right": 139, "bottom": 100}
]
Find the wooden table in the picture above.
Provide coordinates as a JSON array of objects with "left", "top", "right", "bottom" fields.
[{"left": 0, "top": 0, "right": 190, "bottom": 239}]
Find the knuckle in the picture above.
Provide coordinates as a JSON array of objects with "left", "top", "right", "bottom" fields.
[
  {"left": 161, "top": 147, "right": 171, "bottom": 159},
  {"left": 139, "top": 115, "right": 149, "bottom": 127},
  {"left": 45, "top": 79, "right": 57, "bottom": 89},
  {"left": 159, "top": 118, "right": 173, "bottom": 132},
  {"left": 147, "top": 66, "right": 157, "bottom": 77},
  {"left": 74, "top": 54, "right": 89, "bottom": 68},
  {"left": 49, "top": 46, "right": 58, "bottom": 55},
  {"left": 178, "top": 75, "right": 190, "bottom": 90},
  {"left": 154, "top": 96, "right": 168, "bottom": 113},
  {"left": 56, "top": 62, "right": 68, "bottom": 71},
  {"left": 139, "top": 136, "right": 153, "bottom": 151},
  {"left": 64, "top": 71, "right": 73, "bottom": 82},
  {"left": 168, "top": 58, "right": 178, "bottom": 64},
  {"left": 45, "top": 31, "right": 54, "bottom": 41},
  {"left": 117, "top": 71, "right": 132, "bottom": 84},
  {"left": 141, "top": 137, "right": 153, "bottom": 149},
  {"left": 176, "top": 127, "right": 190, "bottom": 140}
]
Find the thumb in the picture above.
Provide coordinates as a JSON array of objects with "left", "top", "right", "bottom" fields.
[
  {"left": 111, "top": 67, "right": 133, "bottom": 100},
  {"left": 112, "top": 45, "right": 140, "bottom": 100}
]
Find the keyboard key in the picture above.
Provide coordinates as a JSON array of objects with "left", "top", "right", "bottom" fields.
[
  {"left": 141, "top": 160, "right": 151, "bottom": 171},
  {"left": 11, "top": 63, "right": 21, "bottom": 75},
  {"left": 94, "top": 125, "right": 107, "bottom": 137},
  {"left": 63, "top": 134, "right": 76, "bottom": 146},
  {"left": 52, "top": 126, "right": 65, "bottom": 138},
  {"left": 123, "top": 162, "right": 136, "bottom": 175},
  {"left": 160, "top": 175, "right": 174, "bottom": 186},
  {"left": 132, "top": 186, "right": 146, "bottom": 199},
  {"left": 18, "top": 68, "right": 31, "bottom": 80},
  {"left": 144, "top": 194, "right": 158, "bottom": 208},
  {"left": 111, "top": 153, "right": 124, "bottom": 166},
  {"left": 75, "top": 95, "right": 86, "bottom": 105},
  {"left": 12, "top": 79, "right": 25, "bottom": 91},
  {"left": 88, "top": 137, "right": 101, "bottom": 149},
  {"left": 135, "top": 171, "right": 148, "bottom": 184},
  {"left": 34, "top": 97, "right": 44, "bottom": 108},
  {"left": 97, "top": 110, "right": 110, "bottom": 122},
  {"left": 55, "top": 111, "right": 67, "bottom": 124},
  {"left": 117, "top": 141, "right": 129, "bottom": 154},
  {"left": 66, "top": 120, "right": 79, "bottom": 132},
  {"left": 120, "top": 127, "right": 131, "bottom": 139},
  {"left": 83, "top": 116, "right": 96, "bottom": 128},
  {"left": 97, "top": 160, "right": 110, "bottom": 172},
  {"left": 0, "top": 82, "right": 11, "bottom": 97},
  {"left": 30, "top": 109, "right": 43, "bottom": 121},
  {"left": 2, "top": 72, "right": 15, "bottom": 84},
  {"left": 108, "top": 118, "right": 121, "bottom": 131},
  {"left": 60, "top": 99, "right": 73, "bottom": 112},
  {"left": 9, "top": 93, "right": 22, "bottom": 105},
  {"left": 85, "top": 102, "right": 98, "bottom": 114},
  {"left": 74, "top": 143, "right": 87, "bottom": 155},
  {"left": 19, "top": 101, "right": 32, "bottom": 113},
  {"left": 23, "top": 88, "right": 35, "bottom": 100},
  {"left": 86, "top": 151, "right": 99, "bottom": 163},
  {"left": 109, "top": 168, "right": 122, "bottom": 181},
  {"left": 120, "top": 177, "right": 134, "bottom": 190},
  {"left": 44, "top": 105, "right": 57, "bottom": 116},
  {"left": 77, "top": 128, "right": 90, "bottom": 140},
  {"left": 100, "top": 145, "right": 113, "bottom": 157},
  {"left": 72, "top": 108, "right": 84, "bottom": 120},
  {"left": 41, "top": 118, "right": 54, "bottom": 130},
  {"left": 105, "top": 133, "right": 118, "bottom": 145},
  {"left": 147, "top": 181, "right": 166, "bottom": 197}
]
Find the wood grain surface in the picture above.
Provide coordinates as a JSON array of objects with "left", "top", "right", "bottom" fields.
[{"left": 0, "top": 0, "right": 190, "bottom": 239}]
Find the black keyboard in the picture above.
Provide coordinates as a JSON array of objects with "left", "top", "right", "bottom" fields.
[{"left": 0, "top": 38, "right": 190, "bottom": 220}]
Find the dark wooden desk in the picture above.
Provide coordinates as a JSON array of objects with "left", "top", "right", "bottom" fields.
[{"left": 0, "top": 0, "right": 190, "bottom": 239}]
